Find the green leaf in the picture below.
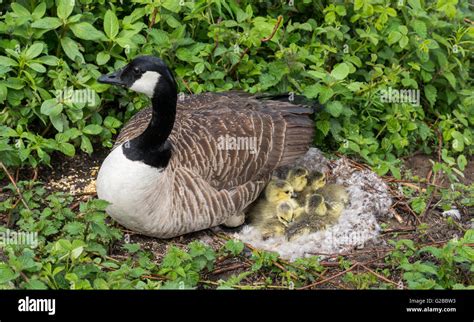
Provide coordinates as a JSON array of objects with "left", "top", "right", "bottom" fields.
[
  {"left": 399, "top": 35, "right": 409, "bottom": 48},
  {"left": 303, "top": 84, "right": 321, "bottom": 98},
  {"left": 11, "top": 3, "right": 30, "bottom": 18},
  {"left": 24, "top": 279, "right": 48, "bottom": 290},
  {"left": 424, "top": 85, "right": 437, "bottom": 106},
  {"left": 162, "top": 0, "right": 182, "bottom": 13},
  {"left": 194, "top": 62, "right": 205, "bottom": 75},
  {"left": 411, "top": 197, "right": 426, "bottom": 214},
  {"left": 451, "top": 131, "right": 464, "bottom": 152},
  {"left": 57, "top": 0, "right": 75, "bottom": 20},
  {"left": 31, "top": 17, "right": 62, "bottom": 29},
  {"left": 50, "top": 113, "right": 64, "bottom": 133},
  {"left": 0, "top": 263, "right": 18, "bottom": 284},
  {"left": 104, "top": 116, "right": 121, "bottom": 128},
  {"left": 0, "top": 85, "right": 7, "bottom": 103},
  {"left": 330, "top": 63, "right": 350, "bottom": 80},
  {"left": 82, "top": 124, "right": 103, "bottom": 135},
  {"left": 387, "top": 31, "right": 402, "bottom": 45},
  {"left": 25, "top": 43, "right": 44, "bottom": 60},
  {"left": 326, "top": 101, "right": 343, "bottom": 117},
  {"left": 387, "top": 119, "right": 401, "bottom": 133},
  {"left": 40, "top": 99, "right": 63, "bottom": 116},
  {"left": 457, "top": 155, "right": 467, "bottom": 171},
  {"left": 176, "top": 47, "right": 200, "bottom": 63},
  {"left": 104, "top": 10, "right": 119, "bottom": 39},
  {"left": 123, "top": 243, "right": 141, "bottom": 253},
  {"left": 411, "top": 20, "right": 427, "bottom": 38},
  {"left": 81, "top": 135, "right": 92, "bottom": 153},
  {"left": 5, "top": 78, "right": 25, "bottom": 89},
  {"left": 37, "top": 56, "right": 60, "bottom": 66},
  {"left": 307, "top": 70, "right": 326, "bottom": 80},
  {"left": 165, "top": 15, "right": 182, "bottom": 28},
  {"left": 64, "top": 222, "right": 85, "bottom": 235},
  {"left": 70, "top": 22, "right": 105, "bottom": 41},
  {"left": 32, "top": 3, "right": 47, "bottom": 20},
  {"left": 354, "top": 0, "right": 364, "bottom": 10},
  {"left": 60, "top": 37, "right": 84, "bottom": 63},
  {"left": 29, "top": 63, "right": 46, "bottom": 73},
  {"left": 0, "top": 56, "right": 18, "bottom": 67},
  {"left": 316, "top": 120, "right": 331, "bottom": 136},
  {"left": 59, "top": 142, "right": 75, "bottom": 156},
  {"left": 319, "top": 87, "right": 334, "bottom": 103},
  {"left": 443, "top": 71, "right": 456, "bottom": 89},
  {"left": 96, "top": 52, "right": 110, "bottom": 65},
  {"left": 224, "top": 240, "right": 244, "bottom": 256},
  {"left": 390, "top": 166, "right": 401, "bottom": 179}
]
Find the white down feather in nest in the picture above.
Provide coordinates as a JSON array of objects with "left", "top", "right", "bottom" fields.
[{"left": 233, "top": 148, "right": 393, "bottom": 261}]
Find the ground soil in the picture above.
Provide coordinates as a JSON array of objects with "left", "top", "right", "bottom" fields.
[{"left": 402, "top": 153, "right": 474, "bottom": 186}]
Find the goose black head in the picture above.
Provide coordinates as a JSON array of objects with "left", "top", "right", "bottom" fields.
[{"left": 98, "top": 56, "right": 177, "bottom": 98}]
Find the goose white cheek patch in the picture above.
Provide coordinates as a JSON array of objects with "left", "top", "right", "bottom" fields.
[{"left": 130, "top": 71, "right": 161, "bottom": 97}]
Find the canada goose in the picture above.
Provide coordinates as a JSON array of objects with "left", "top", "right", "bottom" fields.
[
  {"left": 248, "top": 179, "right": 298, "bottom": 226},
  {"left": 257, "top": 201, "right": 294, "bottom": 240},
  {"left": 286, "top": 166, "right": 309, "bottom": 192},
  {"left": 325, "top": 201, "right": 345, "bottom": 224},
  {"left": 286, "top": 185, "right": 348, "bottom": 240},
  {"left": 291, "top": 169, "right": 326, "bottom": 205},
  {"left": 286, "top": 194, "right": 328, "bottom": 240},
  {"left": 316, "top": 184, "right": 349, "bottom": 206},
  {"left": 307, "top": 171, "right": 327, "bottom": 191},
  {"left": 96, "top": 56, "right": 314, "bottom": 238}
]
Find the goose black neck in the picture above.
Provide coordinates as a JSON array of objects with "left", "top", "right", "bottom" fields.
[{"left": 124, "top": 81, "right": 177, "bottom": 168}]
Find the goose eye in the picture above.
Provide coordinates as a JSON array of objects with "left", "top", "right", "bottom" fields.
[{"left": 133, "top": 67, "right": 141, "bottom": 74}]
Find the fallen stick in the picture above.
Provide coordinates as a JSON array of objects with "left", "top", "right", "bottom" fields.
[{"left": 0, "top": 162, "right": 31, "bottom": 212}]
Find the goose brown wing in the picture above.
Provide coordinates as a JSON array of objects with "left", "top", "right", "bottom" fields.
[{"left": 169, "top": 93, "right": 314, "bottom": 190}]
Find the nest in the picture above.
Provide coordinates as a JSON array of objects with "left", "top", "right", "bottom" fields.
[{"left": 234, "top": 148, "right": 393, "bottom": 261}]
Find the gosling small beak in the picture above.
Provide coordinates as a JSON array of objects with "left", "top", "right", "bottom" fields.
[
  {"left": 98, "top": 68, "right": 126, "bottom": 86},
  {"left": 291, "top": 192, "right": 298, "bottom": 198}
]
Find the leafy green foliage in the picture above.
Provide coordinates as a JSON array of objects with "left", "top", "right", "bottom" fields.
[
  {"left": 0, "top": 0, "right": 471, "bottom": 179},
  {"left": 0, "top": 180, "right": 471, "bottom": 289},
  {"left": 159, "top": 241, "right": 216, "bottom": 288},
  {"left": 387, "top": 231, "right": 473, "bottom": 289}
]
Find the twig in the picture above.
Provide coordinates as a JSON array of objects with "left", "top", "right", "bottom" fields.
[
  {"left": 32, "top": 168, "right": 38, "bottom": 182},
  {"left": 0, "top": 162, "right": 31, "bottom": 212},
  {"left": 298, "top": 263, "right": 359, "bottom": 290},
  {"left": 69, "top": 201, "right": 80, "bottom": 211},
  {"left": 200, "top": 280, "right": 286, "bottom": 289},
  {"left": 148, "top": 8, "right": 158, "bottom": 29},
  {"left": 210, "top": 18, "right": 222, "bottom": 58},
  {"left": 180, "top": 77, "right": 193, "bottom": 95},
  {"left": 228, "top": 15, "right": 283, "bottom": 75},
  {"left": 359, "top": 263, "right": 401, "bottom": 288},
  {"left": 142, "top": 274, "right": 167, "bottom": 281},
  {"left": 7, "top": 198, "right": 21, "bottom": 227},
  {"left": 19, "top": 271, "right": 30, "bottom": 283},
  {"left": 381, "top": 227, "right": 416, "bottom": 234},
  {"left": 72, "top": 191, "right": 97, "bottom": 197},
  {"left": 211, "top": 262, "right": 250, "bottom": 275},
  {"left": 389, "top": 206, "right": 405, "bottom": 224},
  {"left": 261, "top": 15, "right": 283, "bottom": 42}
]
